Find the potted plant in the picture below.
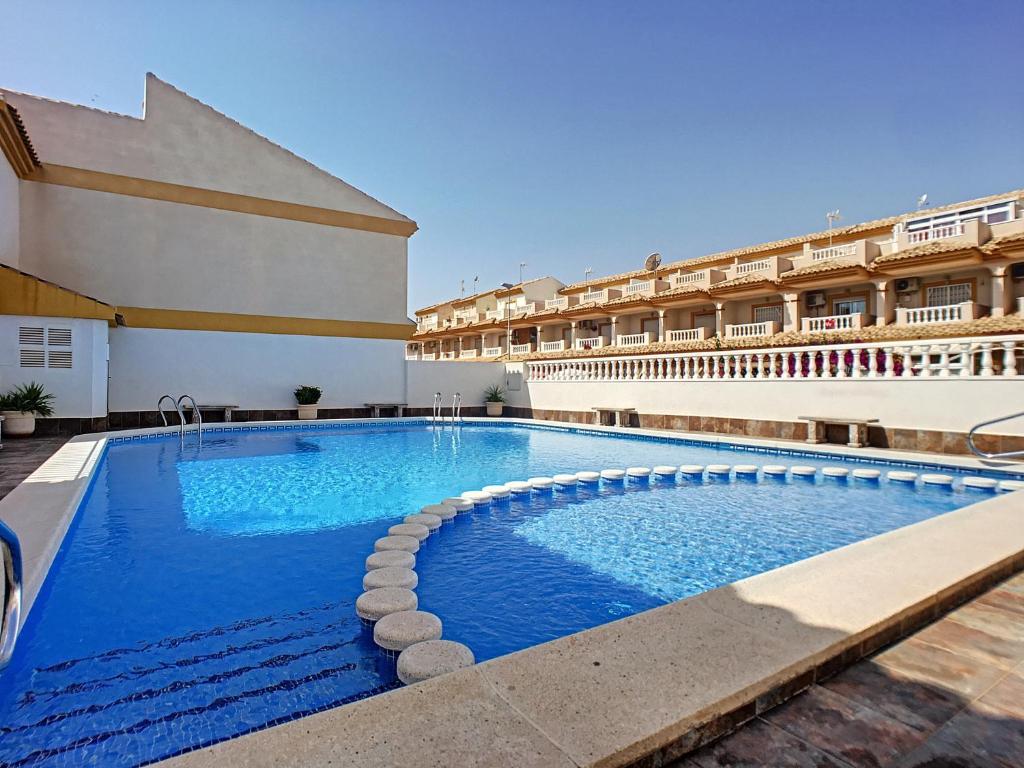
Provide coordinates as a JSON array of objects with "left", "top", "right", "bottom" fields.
[
  {"left": 294, "top": 385, "right": 322, "bottom": 420},
  {"left": 483, "top": 384, "right": 505, "bottom": 417},
  {"left": 0, "top": 382, "right": 56, "bottom": 437}
]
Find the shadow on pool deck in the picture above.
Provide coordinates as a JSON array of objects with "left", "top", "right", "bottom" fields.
[
  {"left": 674, "top": 571, "right": 1024, "bottom": 768},
  {"left": 0, "top": 436, "right": 68, "bottom": 501}
]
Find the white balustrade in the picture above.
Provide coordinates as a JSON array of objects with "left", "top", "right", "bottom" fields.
[
  {"left": 906, "top": 223, "right": 965, "bottom": 244},
  {"left": 801, "top": 314, "right": 864, "bottom": 333},
  {"left": 671, "top": 271, "right": 705, "bottom": 286},
  {"left": 581, "top": 289, "right": 607, "bottom": 303},
  {"left": 616, "top": 332, "right": 652, "bottom": 347},
  {"left": 440, "top": 351, "right": 456, "bottom": 360},
  {"left": 522, "top": 334, "right": 1023, "bottom": 383},
  {"left": 405, "top": 350, "right": 421, "bottom": 360},
  {"left": 420, "top": 352, "right": 437, "bottom": 361},
  {"left": 667, "top": 328, "right": 707, "bottom": 342},
  {"left": 483, "top": 346, "right": 503, "bottom": 357},
  {"left": 510, "top": 343, "right": 533, "bottom": 355},
  {"left": 811, "top": 243, "right": 857, "bottom": 261},
  {"left": 725, "top": 321, "right": 778, "bottom": 339},
  {"left": 484, "top": 309, "right": 503, "bottom": 321},
  {"left": 898, "top": 302, "right": 972, "bottom": 326},
  {"left": 574, "top": 337, "right": 605, "bottom": 350},
  {"left": 735, "top": 258, "right": 772, "bottom": 275},
  {"left": 460, "top": 349, "right": 478, "bottom": 359},
  {"left": 540, "top": 340, "right": 566, "bottom": 352},
  {"left": 545, "top": 297, "right": 568, "bottom": 310},
  {"left": 622, "top": 280, "right": 653, "bottom": 296}
]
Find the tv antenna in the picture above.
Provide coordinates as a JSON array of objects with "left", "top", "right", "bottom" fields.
[
  {"left": 519, "top": 262, "right": 527, "bottom": 284},
  {"left": 584, "top": 266, "right": 593, "bottom": 281},
  {"left": 644, "top": 252, "right": 662, "bottom": 272},
  {"left": 826, "top": 209, "right": 841, "bottom": 246},
  {"left": 459, "top": 279, "right": 465, "bottom": 297},
  {"left": 917, "top": 194, "right": 929, "bottom": 210}
]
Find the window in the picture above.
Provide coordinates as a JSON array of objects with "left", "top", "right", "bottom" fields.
[
  {"left": 926, "top": 282, "right": 972, "bottom": 307},
  {"left": 905, "top": 200, "right": 1015, "bottom": 231},
  {"left": 18, "top": 325, "right": 73, "bottom": 369},
  {"left": 833, "top": 298, "right": 867, "bottom": 315},
  {"left": 753, "top": 304, "right": 783, "bottom": 325}
]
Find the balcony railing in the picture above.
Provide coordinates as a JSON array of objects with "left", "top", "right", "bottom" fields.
[
  {"left": 574, "top": 336, "right": 605, "bottom": 350},
  {"left": 540, "top": 340, "right": 566, "bottom": 352},
  {"left": 811, "top": 243, "right": 857, "bottom": 262},
  {"left": 671, "top": 271, "right": 705, "bottom": 287},
  {"left": 906, "top": 223, "right": 965, "bottom": 245},
  {"left": 525, "top": 334, "right": 1024, "bottom": 382},
  {"left": 616, "top": 332, "right": 651, "bottom": 347},
  {"left": 420, "top": 352, "right": 437, "bottom": 361},
  {"left": 801, "top": 313, "right": 867, "bottom": 333},
  {"left": 460, "top": 349, "right": 479, "bottom": 359},
  {"left": 897, "top": 302, "right": 977, "bottom": 326},
  {"left": 725, "top": 320, "right": 779, "bottom": 339},
  {"left": 510, "top": 342, "right": 533, "bottom": 355},
  {"left": 735, "top": 258, "right": 772, "bottom": 276},
  {"left": 440, "top": 351, "right": 457, "bottom": 360},
  {"left": 484, "top": 309, "right": 503, "bottom": 321},
  {"left": 483, "top": 346, "right": 503, "bottom": 357},
  {"left": 405, "top": 350, "right": 421, "bottom": 360},
  {"left": 667, "top": 327, "right": 708, "bottom": 342},
  {"left": 581, "top": 289, "right": 607, "bottom": 303},
  {"left": 546, "top": 297, "right": 568, "bottom": 310},
  {"left": 622, "top": 280, "right": 653, "bottom": 296}
]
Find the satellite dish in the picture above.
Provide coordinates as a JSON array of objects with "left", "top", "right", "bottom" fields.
[
  {"left": 644, "top": 252, "right": 662, "bottom": 271},
  {"left": 918, "top": 194, "right": 929, "bottom": 209}
]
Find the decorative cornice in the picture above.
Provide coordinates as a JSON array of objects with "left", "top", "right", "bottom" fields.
[{"left": 0, "top": 98, "right": 40, "bottom": 178}]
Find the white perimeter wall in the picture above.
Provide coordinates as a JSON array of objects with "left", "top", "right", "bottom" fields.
[
  {"left": 0, "top": 316, "right": 108, "bottom": 417},
  {"left": 109, "top": 327, "right": 405, "bottom": 411},
  {"left": 406, "top": 361, "right": 514, "bottom": 408},
  {"left": 0, "top": 160, "right": 18, "bottom": 268}
]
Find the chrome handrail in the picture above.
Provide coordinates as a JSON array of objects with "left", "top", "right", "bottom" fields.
[
  {"left": 0, "top": 520, "right": 23, "bottom": 669},
  {"left": 177, "top": 394, "right": 203, "bottom": 444},
  {"left": 432, "top": 392, "right": 442, "bottom": 424},
  {"left": 967, "top": 410, "right": 1024, "bottom": 459},
  {"left": 452, "top": 392, "right": 462, "bottom": 424},
  {"left": 157, "top": 394, "right": 185, "bottom": 439}
]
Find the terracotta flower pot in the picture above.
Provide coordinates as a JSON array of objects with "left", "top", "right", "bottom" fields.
[
  {"left": 296, "top": 404, "right": 319, "bottom": 420},
  {"left": 485, "top": 402, "right": 504, "bottom": 417},
  {"left": 1, "top": 411, "right": 36, "bottom": 437}
]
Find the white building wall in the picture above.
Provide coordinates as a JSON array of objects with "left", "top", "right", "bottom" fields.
[
  {"left": 0, "top": 159, "right": 18, "bottom": 268},
  {"left": 0, "top": 315, "right": 108, "bottom": 417},
  {"left": 405, "top": 361, "right": 509, "bottom": 409},
  {"left": 108, "top": 328, "right": 405, "bottom": 412}
]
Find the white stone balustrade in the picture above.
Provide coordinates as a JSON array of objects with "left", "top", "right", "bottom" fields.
[
  {"left": 897, "top": 302, "right": 976, "bottom": 326},
  {"left": 671, "top": 271, "right": 706, "bottom": 287},
  {"left": 540, "top": 340, "right": 566, "bottom": 352},
  {"left": 906, "top": 223, "right": 965, "bottom": 244},
  {"left": 667, "top": 328, "right": 708, "bottom": 342},
  {"left": 810, "top": 243, "right": 857, "bottom": 261},
  {"left": 622, "top": 280, "right": 653, "bottom": 296},
  {"left": 725, "top": 321, "right": 779, "bottom": 339},
  {"left": 574, "top": 337, "right": 605, "bottom": 350},
  {"left": 545, "top": 297, "right": 568, "bottom": 310},
  {"left": 735, "top": 258, "right": 773, "bottom": 276},
  {"left": 801, "top": 314, "right": 866, "bottom": 333},
  {"left": 483, "top": 346, "right": 503, "bottom": 357},
  {"left": 459, "top": 349, "right": 478, "bottom": 359},
  {"left": 616, "top": 332, "right": 651, "bottom": 347},
  {"left": 510, "top": 343, "right": 533, "bottom": 355},
  {"left": 420, "top": 352, "right": 437, "bottom": 361}
]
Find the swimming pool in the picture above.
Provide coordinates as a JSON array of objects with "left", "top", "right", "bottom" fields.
[{"left": 0, "top": 421, "right": 1013, "bottom": 767}]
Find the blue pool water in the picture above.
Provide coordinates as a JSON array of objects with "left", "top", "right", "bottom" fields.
[{"left": 0, "top": 422, "right": 1003, "bottom": 767}]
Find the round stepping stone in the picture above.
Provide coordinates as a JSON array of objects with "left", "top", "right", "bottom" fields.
[
  {"left": 366, "top": 550, "right": 415, "bottom": 571},
  {"left": 679, "top": 465, "right": 705, "bottom": 476},
  {"left": 483, "top": 484, "right": 511, "bottom": 498},
  {"left": 528, "top": 476, "right": 554, "bottom": 490},
  {"left": 734, "top": 465, "right": 758, "bottom": 476},
  {"left": 822, "top": 467, "right": 849, "bottom": 478},
  {"left": 389, "top": 523, "right": 429, "bottom": 542},
  {"left": 363, "top": 567, "right": 418, "bottom": 591},
  {"left": 397, "top": 640, "right": 475, "bottom": 685},
  {"left": 962, "top": 476, "right": 997, "bottom": 491},
  {"left": 997, "top": 480, "right": 1024, "bottom": 492},
  {"left": 852, "top": 469, "right": 881, "bottom": 480},
  {"left": 461, "top": 490, "right": 493, "bottom": 505},
  {"left": 626, "top": 467, "right": 652, "bottom": 479},
  {"left": 706, "top": 464, "right": 731, "bottom": 475},
  {"left": 653, "top": 466, "right": 678, "bottom": 476},
  {"left": 422, "top": 503, "right": 457, "bottom": 521},
  {"left": 576, "top": 471, "right": 600, "bottom": 483},
  {"left": 553, "top": 474, "right": 579, "bottom": 486},
  {"left": 921, "top": 474, "right": 954, "bottom": 487},
  {"left": 356, "top": 587, "right": 417, "bottom": 622},
  {"left": 763, "top": 465, "right": 787, "bottom": 476},
  {"left": 441, "top": 497, "right": 473, "bottom": 513},
  {"left": 374, "top": 535, "right": 420, "bottom": 554},
  {"left": 791, "top": 466, "right": 817, "bottom": 477},
  {"left": 887, "top": 471, "right": 918, "bottom": 484},
  {"left": 506, "top": 481, "right": 532, "bottom": 494},
  {"left": 600, "top": 469, "right": 625, "bottom": 481},
  {"left": 404, "top": 513, "right": 442, "bottom": 531},
  {"left": 373, "top": 610, "right": 442, "bottom": 652}
]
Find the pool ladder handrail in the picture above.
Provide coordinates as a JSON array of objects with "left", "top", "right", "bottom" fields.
[
  {"left": 967, "top": 409, "right": 1024, "bottom": 459},
  {"left": 158, "top": 394, "right": 185, "bottom": 438},
  {"left": 177, "top": 395, "right": 203, "bottom": 444},
  {"left": 451, "top": 392, "right": 462, "bottom": 424},
  {"left": 0, "top": 520, "right": 23, "bottom": 669},
  {"left": 432, "top": 392, "right": 442, "bottom": 424}
]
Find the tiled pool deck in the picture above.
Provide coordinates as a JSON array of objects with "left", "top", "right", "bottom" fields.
[
  {"left": 0, "top": 436, "right": 67, "bottom": 500},
  {"left": 678, "top": 570, "right": 1024, "bottom": 768}
]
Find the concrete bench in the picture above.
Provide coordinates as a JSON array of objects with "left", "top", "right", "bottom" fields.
[
  {"left": 365, "top": 403, "right": 407, "bottom": 418},
  {"left": 800, "top": 415, "right": 879, "bottom": 448},
  {"left": 181, "top": 404, "right": 239, "bottom": 422},
  {"left": 592, "top": 407, "right": 637, "bottom": 428}
]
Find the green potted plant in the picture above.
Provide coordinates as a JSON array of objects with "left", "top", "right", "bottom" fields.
[
  {"left": 0, "top": 382, "right": 56, "bottom": 437},
  {"left": 483, "top": 384, "right": 506, "bottom": 417},
  {"left": 294, "top": 385, "right": 322, "bottom": 420}
]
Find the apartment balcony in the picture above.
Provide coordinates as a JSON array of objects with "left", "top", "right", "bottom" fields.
[
  {"left": 440, "top": 351, "right": 457, "bottom": 360},
  {"left": 539, "top": 340, "right": 566, "bottom": 353},
  {"left": 668, "top": 268, "right": 726, "bottom": 292},
  {"left": 724, "top": 320, "right": 779, "bottom": 339},
  {"left": 895, "top": 302, "right": 983, "bottom": 326},
  {"left": 421, "top": 352, "right": 437, "bottom": 361},
  {"left": 484, "top": 309, "right": 503, "bottom": 321},
  {"left": 545, "top": 295, "right": 580, "bottom": 310},
  {"left": 616, "top": 331, "right": 652, "bottom": 347},
  {"left": 405, "top": 349, "right": 421, "bottom": 360},
  {"left": 417, "top": 319, "right": 438, "bottom": 332},
  {"left": 667, "top": 327, "right": 709, "bottom": 342},
  {"left": 452, "top": 310, "right": 480, "bottom": 325},
  {"left": 579, "top": 288, "right": 621, "bottom": 304},
  {"left": 621, "top": 279, "right": 667, "bottom": 298},
  {"left": 896, "top": 219, "right": 990, "bottom": 251},
  {"left": 731, "top": 256, "right": 791, "bottom": 281},
  {"left": 574, "top": 336, "right": 605, "bottom": 350},
  {"left": 803, "top": 239, "right": 880, "bottom": 267},
  {"left": 459, "top": 349, "right": 479, "bottom": 359},
  {"left": 483, "top": 346, "right": 503, "bottom": 357},
  {"left": 510, "top": 342, "right": 533, "bottom": 355},
  {"left": 801, "top": 312, "right": 871, "bottom": 333}
]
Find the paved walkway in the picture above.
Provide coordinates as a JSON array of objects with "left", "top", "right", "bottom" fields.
[
  {"left": 679, "top": 571, "right": 1024, "bottom": 768},
  {"left": 0, "top": 436, "right": 68, "bottom": 500}
]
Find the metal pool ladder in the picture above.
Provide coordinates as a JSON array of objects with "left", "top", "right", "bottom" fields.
[
  {"left": 0, "top": 520, "right": 23, "bottom": 669},
  {"left": 451, "top": 392, "right": 462, "bottom": 425},
  {"left": 432, "top": 392, "right": 443, "bottom": 424},
  {"left": 967, "top": 410, "right": 1024, "bottom": 459},
  {"left": 157, "top": 394, "right": 203, "bottom": 444}
]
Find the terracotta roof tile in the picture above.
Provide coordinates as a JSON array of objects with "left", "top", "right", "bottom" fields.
[
  {"left": 981, "top": 230, "right": 1024, "bottom": 254},
  {"left": 870, "top": 240, "right": 977, "bottom": 266},
  {"left": 709, "top": 273, "right": 778, "bottom": 291},
  {"left": 780, "top": 259, "right": 859, "bottom": 279}
]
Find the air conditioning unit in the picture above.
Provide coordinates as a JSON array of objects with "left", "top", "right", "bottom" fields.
[
  {"left": 805, "top": 291, "right": 826, "bottom": 308},
  {"left": 895, "top": 277, "right": 921, "bottom": 293}
]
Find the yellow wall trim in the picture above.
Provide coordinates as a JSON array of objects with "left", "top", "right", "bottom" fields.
[
  {"left": 24, "top": 164, "right": 419, "bottom": 238},
  {"left": 117, "top": 306, "right": 415, "bottom": 340},
  {"left": 0, "top": 266, "right": 116, "bottom": 322}
]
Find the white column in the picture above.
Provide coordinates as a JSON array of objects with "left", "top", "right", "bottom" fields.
[
  {"left": 714, "top": 302, "right": 726, "bottom": 338},
  {"left": 610, "top": 316, "right": 618, "bottom": 345},
  {"left": 570, "top": 321, "right": 578, "bottom": 346},
  {"left": 989, "top": 265, "right": 1010, "bottom": 318},
  {"left": 873, "top": 280, "right": 894, "bottom": 326},
  {"left": 657, "top": 309, "right": 666, "bottom": 343},
  {"left": 783, "top": 292, "right": 801, "bottom": 333}
]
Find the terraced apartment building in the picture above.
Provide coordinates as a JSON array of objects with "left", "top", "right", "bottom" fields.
[{"left": 407, "top": 190, "right": 1024, "bottom": 361}]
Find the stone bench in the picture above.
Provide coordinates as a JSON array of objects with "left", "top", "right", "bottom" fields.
[
  {"left": 800, "top": 415, "right": 879, "bottom": 448},
  {"left": 591, "top": 407, "right": 637, "bottom": 428},
  {"left": 365, "top": 403, "right": 407, "bottom": 418}
]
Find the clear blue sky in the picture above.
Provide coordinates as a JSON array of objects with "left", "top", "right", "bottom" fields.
[{"left": 3, "top": 1, "right": 1022, "bottom": 313}]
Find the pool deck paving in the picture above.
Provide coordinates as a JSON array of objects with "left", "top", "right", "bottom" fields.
[
  {"left": 677, "top": 570, "right": 1024, "bottom": 768},
  {"left": 0, "top": 435, "right": 67, "bottom": 500}
]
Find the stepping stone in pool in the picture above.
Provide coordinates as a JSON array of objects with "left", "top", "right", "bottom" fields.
[
  {"left": 462, "top": 490, "right": 493, "bottom": 505},
  {"left": 440, "top": 497, "right": 473, "bottom": 513},
  {"left": 483, "top": 484, "right": 511, "bottom": 498},
  {"left": 506, "top": 481, "right": 533, "bottom": 494},
  {"left": 706, "top": 464, "right": 731, "bottom": 476},
  {"left": 366, "top": 550, "right": 415, "bottom": 571},
  {"left": 363, "top": 567, "right": 418, "bottom": 591},
  {"left": 887, "top": 471, "right": 918, "bottom": 484},
  {"left": 422, "top": 503, "right": 457, "bottom": 521},
  {"left": 575, "top": 471, "right": 600, "bottom": 483},
  {"left": 388, "top": 523, "right": 430, "bottom": 542},
  {"left": 374, "top": 535, "right": 420, "bottom": 554},
  {"left": 852, "top": 468, "right": 881, "bottom": 480},
  {"left": 653, "top": 466, "right": 678, "bottom": 477},
  {"left": 626, "top": 467, "right": 652, "bottom": 479},
  {"left": 921, "top": 474, "right": 954, "bottom": 487},
  {"left": 762, "top": 465, "right": 787, "bottom": 476},
  {"left": 397, "top": 640, "right": 475, "bottom": 685},
  {"left": 374, "top": 610, "right": 442, "bottom": 653},
  {"left": 600, "top": 469, "right": 625, "bottom": 481},
  {"left": 791, "top": 466, "right": 817, "bottom": 477},
  {"left": 822, "top": 467, "right": 849, "bottom": 478},
  {"left": 404, "top": 513, "right": 442, "bottom": 532},
  {"left": 356, "top": 587, "right": 418, "bottom": 623},
  {"left": 553, "top": 474, "right": 579, "bottom": 486},
  {"left": 733, "top": 465, "right": 758, "bottom": 477},
  {"left": 962, "top": 476, "right": 997, "bottom": 491},
  {"left": 528, "top": 477, "right": 555, "bottom": 490},
  {"left": 998, "top": 480, "right": 1024, "bottom": 492},
  {"left": 679, "top": 465, "right": 705, "bottom": 476}
]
